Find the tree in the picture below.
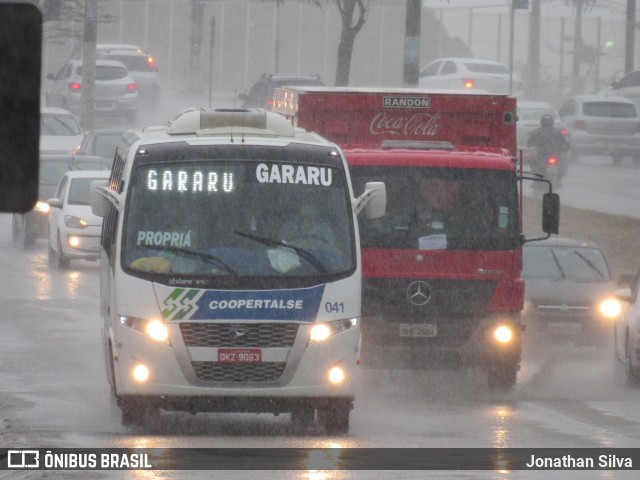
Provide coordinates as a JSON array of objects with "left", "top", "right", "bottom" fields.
[
  {"left": 334, "top": 0, "right": 368, "bottom": 86},
  {"left": 269, "top": 0, "right": 369, "bottom": 86}
]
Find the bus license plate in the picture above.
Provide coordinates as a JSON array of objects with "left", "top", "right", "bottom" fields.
[
  {"left": 399, "top": 324, "right": 437, "bottom": 337},
  {"left": 218, "top": 348, "right": 262, "bottom": 364}
]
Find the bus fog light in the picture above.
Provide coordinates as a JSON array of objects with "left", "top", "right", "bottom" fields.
[
  {"left": 328, "top": 367, "right": 345, "bottom": 384},
  {"left": 599, "top": 298, "right": 622, "bottom": 319},
  {"left": 132, "top": 364, "right": 150, "bottom": 383},
  {"left": 68, "top": 236, "right": 80, "bottom": 248},
  {"left": 494, "top": 325, "right": 513, "bottom": 344}
]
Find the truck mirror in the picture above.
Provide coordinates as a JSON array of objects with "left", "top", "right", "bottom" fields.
[
  {"left": 542, "top": 192, "right": 560, "bottom": 235},
  {"left": 363, "top": 182, "right": 386, "bottom": 220},
  {"left": 0, "top": 3, "right": 42, "bottom": 213}
]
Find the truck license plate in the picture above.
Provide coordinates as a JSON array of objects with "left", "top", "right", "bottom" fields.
[
  {"left": 399, "top": 324, "right": 437, "bottom": 337},
  {"left": 217, "top": 348, "right": 262, "bottom": 364}
]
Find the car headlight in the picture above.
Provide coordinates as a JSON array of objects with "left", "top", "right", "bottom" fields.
[
  {"left": 119, "top": 315, "right": 170, "bottom": 344},
  {"left": 64, "top": 215, "right": 88, "bottom": 228},
  {"left": 35, "top": 201, "right": 50, "bottom": 213},
  {"left": 308, "top": 318, "right": 358, "bottom": 346},
  {"left": 599, "top": 298, "right": 622, "bottom": 319}
]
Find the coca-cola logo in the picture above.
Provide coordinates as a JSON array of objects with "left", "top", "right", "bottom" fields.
[{"left": 370, "top": 112, "right": 442, "bottom": 136}]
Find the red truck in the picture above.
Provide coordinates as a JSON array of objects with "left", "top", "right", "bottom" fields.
[{"left": 272, "top": 87, "right": 559, "bottom": 388}]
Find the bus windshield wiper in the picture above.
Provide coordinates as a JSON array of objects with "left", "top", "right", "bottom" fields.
[
  {"left": 142, "top": 245, "right": 239, "bottom": 275},
  {"left": 234, "top": 230, "right": 329, "bottom": 276}
]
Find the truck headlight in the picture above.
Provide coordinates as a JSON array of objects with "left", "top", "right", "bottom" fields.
[
  {"left": 494, "top": 325, "right": 513, "bottom": 344},
  {"left": 599, "top": 298, "right": 622, "bottom": 319},
  {"left": 309, "top": 318, "right": 357, "bottom": 346},
  {"left": 119, "top": 315, "right": 170, "bottom": 345}
]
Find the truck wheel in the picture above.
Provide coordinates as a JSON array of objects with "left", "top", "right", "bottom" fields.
[
  {"left": 317, "top": 400, "right": 350, "bottom": 435},
  {"left": 291, "top": 406, "right": 315, "bottom": 429},
  {"left": 487, "top": 363, "right": 518, "bottom": 390}
]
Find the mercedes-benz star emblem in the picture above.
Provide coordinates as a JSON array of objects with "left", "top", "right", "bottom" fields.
[{"left": 406, "top": 281, "right": 432, "bottom": 306}]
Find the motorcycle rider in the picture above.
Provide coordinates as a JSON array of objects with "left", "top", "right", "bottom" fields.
[{"left": 527, "top": 113, "right": 570, "bottom": 185}]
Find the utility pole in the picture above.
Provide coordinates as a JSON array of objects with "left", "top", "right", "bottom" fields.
[
  {"left": 571, "top": 0, "right": 584, "bottom": 94},
  {"left": 80, "top": 0, "right": 97, "bottom": 132},
  {"left": 188, "top": 0, "right": 204, "bottom": 92},
  {"left": 527, "top": 0, "right": 541, "bottom": 99},
  {"left": 403, "top": 0, "right": 421, "bottom": 86},
  {"left": 625, "top": 0, "right": 636, "bottom": 73}
]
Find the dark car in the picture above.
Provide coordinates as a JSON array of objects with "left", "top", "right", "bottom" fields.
[
  {"left": 238, "top": 73, "right": 323, "bottom": 109},
  {"left": 73, "top": 128, "right": 127, "bottom": 163},
  {"left": 12, "top": 155, "right": 72, "bottom": 248},
  {"left": 521, "top": 237, "right": 622, "bottom": 345}
]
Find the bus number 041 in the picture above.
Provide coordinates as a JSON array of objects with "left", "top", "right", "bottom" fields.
[{"left": 325, "top": 301, "right": 344, "bottom": 313}]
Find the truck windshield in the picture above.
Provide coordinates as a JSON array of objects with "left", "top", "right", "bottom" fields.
[
  {"left": 351, "top": 166, "right": 520, "bottom": 251},
  {"left": 121, "top": 160, "right": 355, "bottom": 282}
]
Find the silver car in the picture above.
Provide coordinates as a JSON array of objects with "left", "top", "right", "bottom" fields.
[
  {"left": 45, "top": 59, "right": 138, "bottom": 120},
  {"left": 558, "top": 94, "right": 640, "bottom": 165}
]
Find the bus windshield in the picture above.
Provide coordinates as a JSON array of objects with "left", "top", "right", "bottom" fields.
[
  {"left": 122, "top": 160, "right": 355, "bottom": 281},
  {"left": 350, "top": 166, "right": 520, "bottom": 251}
]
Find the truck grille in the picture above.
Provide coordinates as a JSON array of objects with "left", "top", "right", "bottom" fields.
[
  {"left": 191, "top": 362, "right": 287, "bottom": 382},
  {"left": 180, "top": 323, "right": 299, "bottom": 348}
]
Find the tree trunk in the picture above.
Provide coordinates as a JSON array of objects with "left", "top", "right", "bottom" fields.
[{"left": 334, "top": 0, "right": 368, "bottom": 87}]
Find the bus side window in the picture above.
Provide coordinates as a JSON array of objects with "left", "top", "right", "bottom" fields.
[{"left": 101, "top": 203, "right": 119, "bottom": 267}]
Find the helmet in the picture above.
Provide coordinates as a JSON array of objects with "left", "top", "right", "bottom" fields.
[{"left": 540, "top": 114, "right": 554, "bottom": 128}]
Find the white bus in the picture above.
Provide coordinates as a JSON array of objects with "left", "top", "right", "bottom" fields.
[{"left": 90, "top": 108, "right": 385, "bottom": 433}]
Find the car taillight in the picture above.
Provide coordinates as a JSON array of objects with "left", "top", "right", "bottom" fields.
[
  {"left": 69, "top": 82, "right": 81, "bottom": 91},
  {"left": 547, "top": 156, "right": 558, "bottom": 165},
  {"left": 574, "top": 120, "right": 587, "bottom": 130},
  {"left": 561, "top": 128, "right": 568, "bottom": 136},
  {"left": 462, "top": 79, "right": 475, "bottom": 89},
  {"left": 146, "top": 56, "right": 155, "bottom": 68},
  {"left": 127, "top": 83, "right": 137, "bottom": 91},
  {"left": 267, "top": 98, "right": 274, "bottom": 107}
]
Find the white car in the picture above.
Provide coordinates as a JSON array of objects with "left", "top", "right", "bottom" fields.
[
  {"left": 40, "top": 107, "right": 83, "bottom": 154},
  {"left": 47, "top": 170, "right": 110, "bottom": 268},
  {"left": 419, "top": 57, "right": 522, "bottom": 96},
  {"left": 615, "top": 267, "right": 640, "bottom": 386},
  {"left": 45, "top": 59, "right": 138, "bottom": 120}
]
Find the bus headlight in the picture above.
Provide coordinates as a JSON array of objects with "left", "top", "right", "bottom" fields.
[
  {"left": 308, "top": 318, "right": 357, "bottom": 346},
  {"left": 119, "top": 315, "right": 170, "bottom": 345},
  {"left": 494, "top": 325, "right": 513, "bottom": 344},
  {"left": 599, "top": 298, "right": 622, "bottom": 319}
]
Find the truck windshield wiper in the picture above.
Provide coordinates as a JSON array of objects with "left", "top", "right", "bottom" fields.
[
  {"left": 141, "top": 245, "right": 239, "bottom": 276},
  {"left": 234, "top": 230, "right": 329, "bottom": 276}
]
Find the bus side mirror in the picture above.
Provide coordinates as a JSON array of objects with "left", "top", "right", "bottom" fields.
[
  {"left": 353, "top": 182, "right": 386, "bottom": 219},
  {"left": 542, "top": 192, "right": 560, "bottom": 235},
  {"left": 90, "top": 180, "right": 110, "bottom": 217}
]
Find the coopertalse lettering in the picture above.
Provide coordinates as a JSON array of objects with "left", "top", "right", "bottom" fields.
[
  {"left": 370, "top": 112, "right": 441, "bottom": 136},
  {"left": 255, "top": 163, "right": 332, "bottom": 186},
  {"left": 209, "top": 299, "right": 303, "bottom": 310}
]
